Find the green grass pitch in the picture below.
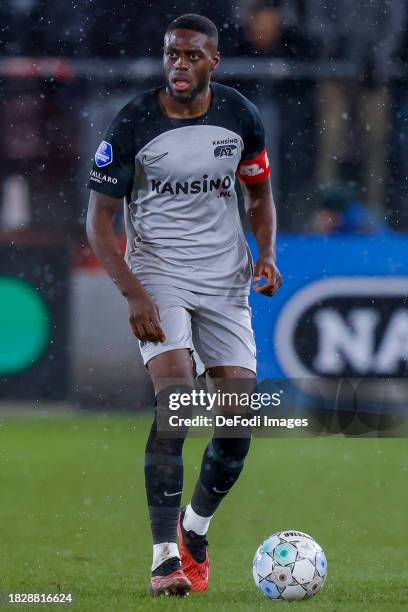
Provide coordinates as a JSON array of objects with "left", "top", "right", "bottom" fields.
[{"left": 0, "top": 412, "right": 407, "bottom": 611}]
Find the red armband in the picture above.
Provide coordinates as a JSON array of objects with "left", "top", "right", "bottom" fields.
[{"left": 237, "top": 148, "right": 270, "bottom": 184}]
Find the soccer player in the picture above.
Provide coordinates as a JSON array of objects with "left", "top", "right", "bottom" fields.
[{"left": 86, "top": 13, "right": 282, "bottom": 597}]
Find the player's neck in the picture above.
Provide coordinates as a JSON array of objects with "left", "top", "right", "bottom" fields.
[{"left": 159, "top": 87, "right": 212, "bottom": 119}]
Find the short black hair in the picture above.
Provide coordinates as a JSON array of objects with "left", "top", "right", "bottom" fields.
[{"left": 166, "top": 14, "right": 218, "bottom": 47}]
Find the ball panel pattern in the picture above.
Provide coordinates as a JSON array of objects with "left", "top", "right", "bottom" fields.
[{"left": 253, "top": 530, "right": 327, "bottom": 602}]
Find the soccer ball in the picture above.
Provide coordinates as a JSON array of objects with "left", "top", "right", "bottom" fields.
[{"left": 252, "top": 530, "right": 327, "bottom": 601}]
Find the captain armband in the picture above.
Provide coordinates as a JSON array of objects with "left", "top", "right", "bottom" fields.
[{"left": 237, "top": 148, "right": 270, "bottom": 184}]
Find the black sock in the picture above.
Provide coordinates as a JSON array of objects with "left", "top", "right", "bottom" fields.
[
  {"left": 144, "top": 386, "right": 190, "bottom": 544},
  {"left": 190, "top": 436, "right": 251, "bottom": 517}
]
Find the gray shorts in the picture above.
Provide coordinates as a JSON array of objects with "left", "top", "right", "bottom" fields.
[{"left": 139, "top": 285, "right": 256, "bottom": 375}]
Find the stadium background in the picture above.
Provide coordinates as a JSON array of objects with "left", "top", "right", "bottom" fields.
[{"left": 0, "top": 2, "right": 407, "bottom": 611}]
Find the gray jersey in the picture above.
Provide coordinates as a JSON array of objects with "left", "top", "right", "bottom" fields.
[{"left": 88, "top": 83, "right": 270, "bottom": 296}]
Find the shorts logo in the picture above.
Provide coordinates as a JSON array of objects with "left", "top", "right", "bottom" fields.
[
  {"left": 214, "top": 144, "right": 238, "bottom": 159},
  {"left": 95, "top": 141, "right": 113, "bottom": 168}
]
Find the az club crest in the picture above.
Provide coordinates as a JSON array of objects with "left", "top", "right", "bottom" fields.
[{"left": 214, "top": 144, "right": 238, "bottom": 159}]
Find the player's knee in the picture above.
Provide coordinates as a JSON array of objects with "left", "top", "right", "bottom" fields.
[
  {"left": 155, "top": 384, "right": 194, "bottom": 414},
  {"left": 156, "top": 383, "right": 194, "bottom": 428},
  {"left": 145, "top": 384, "right": 194, "bottom": 457}
]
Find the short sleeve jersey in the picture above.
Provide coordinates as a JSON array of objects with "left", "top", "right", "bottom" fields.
[{"left": 87, "top": 82, "right": 270, "bottom": 296}]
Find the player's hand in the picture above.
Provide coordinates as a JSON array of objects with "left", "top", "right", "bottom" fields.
[
  {"left": 127, "top": 290, "right": 166, "bottom": 343},
  {"left": 253, "top": 254, "right": 282, "bottom": 296}
]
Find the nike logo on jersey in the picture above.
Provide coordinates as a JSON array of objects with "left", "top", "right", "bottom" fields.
[
  {"left": 142, "top": 152, "right": 169, "bottom": 166},
  {"left": 163, "top": 490, "right": 182, "bottom": 497}
]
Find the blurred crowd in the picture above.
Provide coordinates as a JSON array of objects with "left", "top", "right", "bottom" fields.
[{"left": 1, "top": 0, "right": 408, "bottom": 234}]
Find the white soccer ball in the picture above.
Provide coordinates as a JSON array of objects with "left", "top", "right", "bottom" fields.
[{"left": 252, "top": 530, "right": 327, "bottom": 601}]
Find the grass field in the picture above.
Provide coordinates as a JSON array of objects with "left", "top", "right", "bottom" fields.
[{"left": 0, "top": 412, "right": 407, "bottom": 611}]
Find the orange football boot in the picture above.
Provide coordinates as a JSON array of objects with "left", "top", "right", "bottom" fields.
[
  {"left": 178, "top": 507, "right": 210, "bottom": 592},
  {"left": 150, "top": 569, "right": 191, "bottom": 597}
]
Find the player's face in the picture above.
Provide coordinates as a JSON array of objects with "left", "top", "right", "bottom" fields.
[{"left": 163, "top": 29, "right": 219, "bottom": 103}]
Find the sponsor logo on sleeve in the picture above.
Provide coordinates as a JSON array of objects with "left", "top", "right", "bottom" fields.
[
  {"left": 95, "top": 141, "right": 113, "bottom": 168},
  {"left": 90, "top": 170, "right": 118, "bottom": 185}
]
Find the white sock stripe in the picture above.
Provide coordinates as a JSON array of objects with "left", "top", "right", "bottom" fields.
[
  {"left": 183, "top": 503, "right": 213, "bottom": 536},
  {"left": 151, "top": 542, "right": 180, "bottom": 572}
]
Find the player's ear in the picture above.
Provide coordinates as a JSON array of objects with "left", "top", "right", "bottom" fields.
[{"left": 210, "top": 51, "right": 220, "bottom": 73}]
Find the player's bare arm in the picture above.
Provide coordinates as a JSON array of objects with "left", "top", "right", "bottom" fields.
[
  {"left": 86, "top": 190, "right": 165, "bottom": 343},
  {"left": 242, "top": 178, "right": 282, "bottom": 296}
]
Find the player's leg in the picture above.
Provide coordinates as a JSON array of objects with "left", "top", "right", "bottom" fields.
[
  {"left": 178, "top": 295, "right": 256, "bottom": 591},
  {"left": 146, "top": 349, "right": 195, "bottom": 595},
  {"left": 184, "top": 365, "right": 254, "bottom": 531},
  {"left": 178, "top": 365, "right": 254, "bottom": 591},
  {"left": 138, "top": 286, "right": 198, "bottom": 596}
]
